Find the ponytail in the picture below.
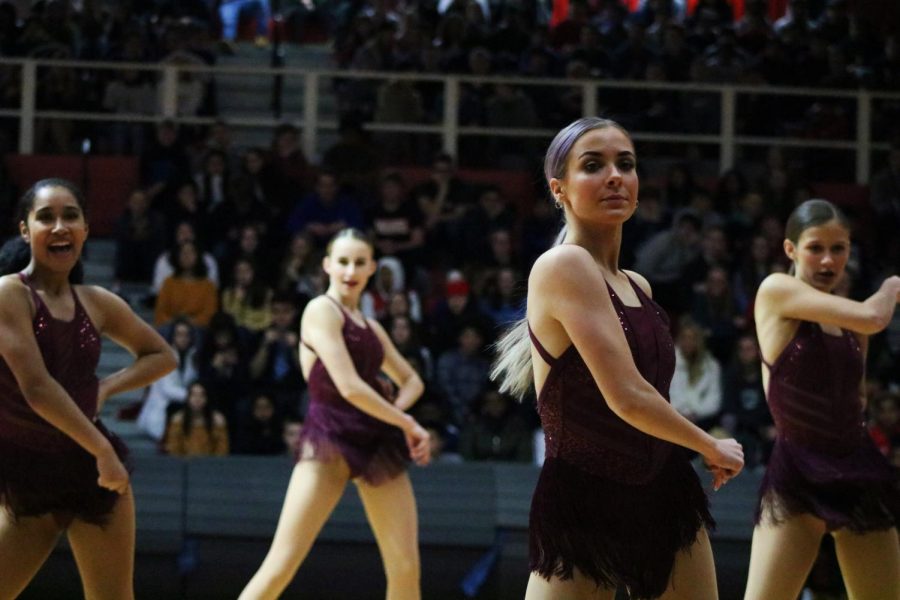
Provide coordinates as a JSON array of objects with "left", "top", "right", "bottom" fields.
[
  {"left": 491, "top": 225, "right": 568, "bottom": 399},
  {"left": 491, "top": 117, "right": 629, "bottom": 400}
]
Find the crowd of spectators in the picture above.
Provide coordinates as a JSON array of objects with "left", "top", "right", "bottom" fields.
[
  {"left": 1, "top": 0, "right": 899, "bottom": 469},
  {"left": 325, "top": 0, "right": 900, "bottom": 176},
  {"left": 105, "top": 112, "right": 900, "bottom": 471}
]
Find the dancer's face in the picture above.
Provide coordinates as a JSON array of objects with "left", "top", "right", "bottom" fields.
[
  {"left": 550, "top": 127, "right": 639, "bottom": 226},
  {"left": 20, "top": 185, "right": 88, "bottom": 274},
  {"left": 784, "top": 218, "right": 850, "bottom": 293},
  {"left": 323, "top": 238, "right": 376, "bottom": 300}
]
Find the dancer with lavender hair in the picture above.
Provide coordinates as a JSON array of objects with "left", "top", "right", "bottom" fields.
[{"left": 493, "top": 117, "right": 743, "bottom": 599}]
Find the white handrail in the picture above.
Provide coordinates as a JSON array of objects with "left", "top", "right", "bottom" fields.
[{"left": 2, "top": 56, "right": 898, "bottom": 184}]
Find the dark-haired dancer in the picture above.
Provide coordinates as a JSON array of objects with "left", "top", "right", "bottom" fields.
[
  {"left": 744, "top": 199, "right": 900, "bottom": 600},
  {"left": 493, "top": 118, "right": 743, "bottom": 599},
  {"left": 0, "top": 179, "right": 176, "bottom": 599},
  {"left": 240, "top": 228, "right": 431, "bottom": 600}
]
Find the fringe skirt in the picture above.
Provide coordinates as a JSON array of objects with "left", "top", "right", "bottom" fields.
[
  {"left": 0, "top": 419, "right": 131, "bottom": 527},
  {"left": 297, "top": 410, "right": 409, "bottom": 486},
  {"left": 529, "top": 449, "right": 714, "bottom": 599},
  {"left": 756, "top": 436, "right": 899, "bottom": 532}
]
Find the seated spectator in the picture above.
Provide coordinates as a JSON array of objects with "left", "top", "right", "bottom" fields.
[
  {"left": 218, "top": 223, "right": 274, "bottom": 288},
  {"left": 220, "top": 257, "right": 273, "bottom": 334},
  {"left": 248, "top": 291, "right": 304, "bottom": 414},
  {"left": 154, "top": 240, "right": 219, "bottom": 328},
  {"left": 520, "top": 196, "right": 560, "bottom": 266},
  {"left": 268, "top": 122, "right": 314, "bottom": 206},
  {"left": 427, "top": 271, "right": 496, "bottom": 355},
  {"left": 161, "top": 179, "right": 206, "bottom": 242},
  {"left": 720, "top": 335, "right": 774, "bottom": 469},
  {"left": 479, "top": 267, "right": 525, "bottom": 328},
  {"left": 869, "top": 392, "right": 900, "bottom": 457},
  {"left": 479, "top": 228, "right": 523, "bottom": 273},
  {"left": 164, "top": 381, "right": 230, "bottom": 457},
  {"left": 157, "top": 48, "right": 209, "bottom": 118},
  {"left": 414, "top": 153, "right": 473, "bottom": 266},
  {"left": 151, "top": 221, "right": 220, "bottom": 299},
  {"left": 101, "top": 66, "right": 155, "bottom": 154},
  {"left": 373, "top": 78, "right": 426, "bottom": 164},
  {"left": 282, "top": 417, "right": 303, "bottom": 458},
  {"left": 274, "top": 232, "right": 320, "bottom": 299},
  {"left": 193, "top": 148, "right": 230, "bottom": 213},
  {"left": 690, "top": 266, "right": 744, "bottom": 363},
  {"left": 410, "top": 397, "right": 460, "bottom": 457},
  {"left": 459, "top": 385, "right": 533, "bottom": 462},
  {"left": 195, "top": 312, "right": 251, "bottom": 427},
  {"left": 670, "top": 317, "right": 723, "bottom": 432},
  {"left": 435, "top": 324, "right": 490, "bottom": 427},
  {"left": 484, "top": 83, "right": 539, "bottom": 167},
  {"left": 870, "top": 140, "right": 900, "bottom": 271},
  {"left": 137, "top": 317, "right": 199, "bottom": 441},
  {"left": 621, "top": 185, "right": 670, "bottom": 267},
  {"left": 285, "top": 170, "right": 364, "bottom": 246},
  {"left": 113, "top": 189, "right": 166, "bottom": 286},
  {"left": 207, "top": 175, "right": 274, "bottom": 255},
  {"left": 140, "top": 120, "right": 191, "bottom": 205},
  {"left": 366, "top": 172, "right": 425, "bottom": 272},
  {"left": 634, "top": 208, "right": 703, "bottom": 314},
  {"left": 387, "top": 314, "right": 433, "bottom": 382},
  {"left": 460, "top": 185, "right": 516, "bottom": 264},
  {"left": 361, "top": 256, "right": 423, "bottom": 323},
  {"left": 234, "top": 392, "right": 286, "bottom": 455},
  {"left": 239, "top": 146, "right": 284, "bottom": 221},
  {"left": 204, "top": 119, "right": 243, "bottom": 173},
  {"left": 323, "top": 113, "right": 382, "bottom": 196},
  {"left": 733, "top": 234, "right": 774, "bottom": 314}
]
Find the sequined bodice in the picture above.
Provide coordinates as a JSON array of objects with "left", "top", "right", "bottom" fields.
[
  {"left": 0, "top": 274, "right": 101, "bottom": 447},
  {"left": 765, "top": 321, "right": 866, "bottom": 455},
  {"left": 306, "top": 299, "right": 384, "bottom": 407},
  {"left": 531, "top": 276, "right": 676, "bottom": 484}
]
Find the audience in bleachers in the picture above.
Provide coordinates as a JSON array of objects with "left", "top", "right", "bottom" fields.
[
  {"left": 137, "top": 317, "right": 199, "bottom": 441},
  {"left": 164, "top": 381, "right": 231, "bottom": 457},
  {"left": 670, "top": 316, "right": 724, "bottom": 433},
  {"left": 8, "top": 1, "right": 900, "bottom": 479}
]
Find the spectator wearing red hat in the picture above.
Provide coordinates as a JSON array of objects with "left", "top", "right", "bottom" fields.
[{"left": 426, "top": 271, "right": 496, "bottom": 356}]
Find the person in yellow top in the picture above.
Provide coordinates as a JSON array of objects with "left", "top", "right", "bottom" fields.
[
  {"left": 164, "top": 381, "right": 229, "bottom": 456},
  {"left": 154, "top": 241, "right": 219, "bottom": 328},
  {"left": 220, "top": 257, "right": 273, "bottom": 333}
]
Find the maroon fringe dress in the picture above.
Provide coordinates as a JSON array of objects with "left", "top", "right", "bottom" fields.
[
  {"left": 757, "top": 320, "right": 899, "bottom": 531},
  {"left": 0, "top": 274, "right": 129, "bottom": 526},
  {"left": 298, "top": 296, "right": 408, "bottom": 484},
  {"left": 528, "top": 276, "right": 714, "bottom": 599}
]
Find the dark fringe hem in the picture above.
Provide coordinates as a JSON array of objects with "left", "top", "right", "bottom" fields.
[
  {"left": 529, "top": 451, "right": 714, "bottom": 599},
  {"left": 0, "top": 419, "right": 131, "bottom": 527},
  {"left": 297, "top": 425, "right": 409, "bottom": 486},
  {"left": 755, "top": 439, "right": 900, "bottom": 533}
]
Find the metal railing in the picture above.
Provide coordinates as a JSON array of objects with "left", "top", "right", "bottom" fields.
[{"left": 0, "top": 56, "right": 897, "bottom": 184}]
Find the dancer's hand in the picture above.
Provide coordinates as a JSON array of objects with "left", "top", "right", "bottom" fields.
[
  {"left": 402, "top": 415, "right": 431, "bottom": 466},
  {"left": 703, "top": 438, "right": 744, "bottom": 491},
  {"left": 96, "top": 446, "right": 129, "bottom": 494}
]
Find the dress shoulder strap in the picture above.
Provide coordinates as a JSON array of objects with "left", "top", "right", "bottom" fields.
[{"left": 528, "top": 322, "right": 557, "bottom": 366}]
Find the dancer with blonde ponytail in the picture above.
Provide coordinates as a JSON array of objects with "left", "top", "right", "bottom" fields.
[{"left": 492, "top": 118, "right": 744, "bottom": 599}]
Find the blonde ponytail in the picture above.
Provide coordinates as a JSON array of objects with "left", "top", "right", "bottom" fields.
[
  {"left": 492, "top": 117, "right": 625, "bottom": 400},
  {"left": 490, "top": 318, "right": 533, "bottom": 399},
  {"left": 491, "top": 225, "right": 569, "bottom": 399}
]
